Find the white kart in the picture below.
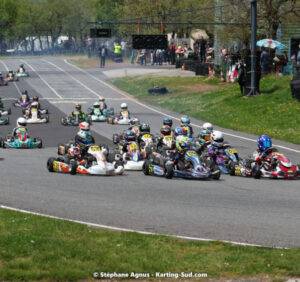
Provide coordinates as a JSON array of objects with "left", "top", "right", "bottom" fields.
[
  {"left": 25, "top": 108, "right": 49, "bottom": 124},
  {"left": 121, "top": 142, "right": 144, "bottom": 170},
  {"left": 107, "top": 110, "right": 139, "bottom": 125}
]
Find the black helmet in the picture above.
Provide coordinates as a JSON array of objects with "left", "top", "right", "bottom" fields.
[
  {"left": 124, "top": 130, "right": 136, "bottom": 142},
  {"left": 33, "top": 96, "right": 39, "bottom": 102},
  {"left": 75, "top": 104, "right": 81, "bottom": 111},
  {"left": 139, "top": 123, "right": 150, "bottom": 133},
  {"left": 161, "top": 125, "right": 171, "bottom": 136},
  {"left": 163, "top": 117, "right": 173, "bottom": 127}
]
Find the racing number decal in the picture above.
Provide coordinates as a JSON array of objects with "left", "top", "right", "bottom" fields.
[
  {"left": 165, "top": 136, "right": 172, "bottom": 141},
  {"left": 186, "top": 151, "right": 197, "bottom": 157},
  {"left": 227, "top": 148, "right": 237, "bottom": 154},
  {"left": 90, "top": 146, "right": 100, "bottom": 152},
  {"left": 148, "top": 165, "right": 153, "bottom": 174},
  {"left": 53, "top": 161, "right": 60, "bottom": 172},
  {"left": 129, "top": 143, "right": 138, "bottom": 151}
]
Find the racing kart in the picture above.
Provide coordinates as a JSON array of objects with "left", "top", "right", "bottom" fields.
[
  {"left": 0, "top": 129, "right": 42, "bottom": 149},
  {"left": 0, "top": 98, "right": 11, "bottom": 116},
  {"left": 112, "top": 125, "right": 140, "bottom": 144},
  {"left": 24, "top": 108, "right": 49, "bottom": 124},
  {"left": 14, "top": 94, "right": 31, "bottom": 108},
  {"left": 87, "top": 107, "right": 114, "bottom": 122},
  {"left": 107, "top": 110, "right": 139, "bottom": 125},
  {"left": 16, "top": 68, "right": 29, "bottom": 77},
  {"left": 144, "top": 149, "right": 220, "bottom": 180},
  {"left": 231, "top": 147, "right": 300, "bottom": 179},
  {"left": 6, "top": 71, "right": 19, "bottom": 82},
  {"left": 0, "top": 116, "right": 9, "bottom": 125},
  {"left": 48, "top": 144, "right": 124, "bottom": 176},
  {"left": 61, "top": 111, "right": 91, "bottom": 126},
  {"left": 0, "top": 76, "right": 8, "bottom": 86}
]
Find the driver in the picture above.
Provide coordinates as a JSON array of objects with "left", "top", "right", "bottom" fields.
[
  {"left": 18, "top": 64, "right": 26, "bottom": 72},
  {"left": 99, "top": 96, "right": 108, "bottom": 111},
  {"left": 253, "top": 135, "right": 273, "bottom": 165},
  {"left": 12, "top": 117, "right": 29, "bottom": 137},
  {"left": 118, "top": 129, "right": 137, "bottom": 156},
  {"left": 117, "top": 103, "right": 130, "bottom": 120},
  {"left": 207, "top": 131, "right": 230, "bottom": 161},
  {"left": 20, "top": 90, "right": 30, "bottom": 101},
  {"left": 26, "top": 101, "right": 42, "bottom": 118},
  {"left": 29, "top": 96, "right": 42, "bottom": 110},
  {"left": 71, "top": 104, "right": 86, "bottom": 120},
  {"left": 180, "top": 115, "right": 193, "bottom": 138},
  {"left": 171, "top": 135, "right": 192, "bottom": 170},
  {"left": 156, "top": 125, "right": 175, "bottom": 151},
  {"left": 91, "top": 101, "right": 101, "bottom": 115},
  {"left": 197, "top": 129, "right": 212, "bottom": 147},
  {"left": 137, "top": 123, "right": 153, "bottom": 143},
  {"left": 163, "top": 117, "right": 173, "bottom": 128}
]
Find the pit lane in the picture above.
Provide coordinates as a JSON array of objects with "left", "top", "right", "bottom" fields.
[{"left": 0, "top": 57, "right": 300, "bottom": 248}]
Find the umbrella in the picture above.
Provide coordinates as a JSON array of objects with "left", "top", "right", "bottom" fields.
[{"left": 256, "top": 39, "right": 287, "bottom": 50}]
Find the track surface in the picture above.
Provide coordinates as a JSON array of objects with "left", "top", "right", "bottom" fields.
[{"left": 1, "top": 57, "right": 300, "bottom": 248}]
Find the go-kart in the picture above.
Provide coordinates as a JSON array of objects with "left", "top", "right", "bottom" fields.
[
  {"left": 48, "top": 145, "right": 124, "bottom": 176},
  {"left": 204, "top": 146, "right": 244, "bottom": 174},
  {"left": 87, "top": 107, "right": 114, "bottom": 122},
  {"left": 0, "top": 76, "right": 8, "bottom": 86},
  {"left": 155, "top": 135, "right": 174, "bottom": 153},
  {"left": 231, "top": 147, "right": 300, "bottom": 179},
  {"left": 0, "top": 116, "right": 9, "bottom": 125},
  {"left": 112, "top": 125, "right": 140, "bottom": 144},
  {"left": 61, "top": 111, "right": 91, "bottom": 126},
  {"left": 16, "top": 67, "right": 29, "bottom": 77},
  {"left": 107, "top": 110, "right": 139, "bottom": 125},
  {"left": 0, "top": 98, "right": 11, "bottom": 116},
  {"left": 14, "top": 94, "right": 31, "bottom": 108},
  {"left": 0, "top": 128, "right": 42, "bottom": 148},
  {"left": 113, "top": 142, "right": 145, "bottom": 170},
  {"left": 24, "top": 108, "right": 49, "bottom": 124},
  {"left": 6, "top": 71, "right": 19, "bottom": 82}
]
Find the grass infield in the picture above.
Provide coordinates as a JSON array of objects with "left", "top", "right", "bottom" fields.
[
  {"left": 0, "top": 207, "right": 300, "bottom": 280},
  {"left": 110, "top": 74, "right": 300, "bottom": 145}
]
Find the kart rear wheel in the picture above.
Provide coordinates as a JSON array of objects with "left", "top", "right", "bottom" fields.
[
  {"left": 143, "top": 160, "right": 150, "bottom": 175},
  {"left": 228, "top": 161, "right": 236, "bottom": 176},
  {"left": 7, "top": 108, "right": 11, "bottom": 115},
  {"left": 211, "top": 164, "right": 221, "bottom": 180},
  {"left": 165, "top": 164, "right": 174, "bottom": 179},
  {"left": 69, "top": 161, "right": 77, "bottom": 175},
  {"left": 47, "top": 157, "right": 56, "bottom": 172},
  {"left": 37, "top": 138, "right": 42, "bottom": 148},
  {"left": 112, "top": 134, "right": 119, "bottom": 144},
  {"left": 252, "top": 164, "right": 261, "bottom": 179}
]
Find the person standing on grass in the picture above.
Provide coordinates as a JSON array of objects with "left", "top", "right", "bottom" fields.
[
  {"left": 260, "top": 47, "right": 270, "bottom": 74},
  {"left": 99, "top": 43, "right": 107, "bottom": 68}
]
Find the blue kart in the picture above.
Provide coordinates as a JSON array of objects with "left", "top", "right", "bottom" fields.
[{"left": 0, "top": 127, "right": 42, "bottom": 148}]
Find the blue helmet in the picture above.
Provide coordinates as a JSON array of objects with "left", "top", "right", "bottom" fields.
[
  {"left": 174, "top": 127, "right": 185, "bottom": 137},
  {"left": 163, "top": 117, "right": 173, "bottom": 127},
  {"left": 124, "top": 130, "right": 136, "bottom": 142},
  {"left": 180, "top": 115, "right": 190, "bottom": 125},
  {"left": 257, "top": 135, "right": 272, "bottom": 152}
]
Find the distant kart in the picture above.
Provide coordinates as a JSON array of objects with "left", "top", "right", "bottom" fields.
[
  {"left": 61, "top": 112, "right": 91, "bottom": 126},
  {"left": 14, "top": 95, "right": 31, "bottom": 108},
  {"left": 0, "top": 98, "right": 11, "bottom": 116},
  {"left": 0, "top": 129, "right": 42, "bottom": 149},
  {"left": 24, "top": 108, "right": 49, "bottom": 124},
  {"left": 0, "top": 77, "right": 8, "bottom": 86},
  {"left": 6, "top": 71, "right": 19, "bottom": 82},
  {"left": 47, "top": 145, "right": 124, "bottom": 176},
  {"left": 231, "top": 147, "right": 300, "bottom": 179},
  {"left": 0, "top": 116, "right": 9, "bottom": 125},
  {"left": 107, "top": 110, "right": 139, "bottom": 125},
  {"left": 87, "top": 107, "right": 114, "bottom": 122},
  {"left": 15, "top": 68, "right": 29, "bottom": 77}
]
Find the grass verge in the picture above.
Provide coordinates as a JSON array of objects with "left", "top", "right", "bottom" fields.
[
  {"left": 110, "top": 75, "right": 300, "bottom": 145},
  {"left": 0, "top": 207, "right": 300, "bottom": 280}
]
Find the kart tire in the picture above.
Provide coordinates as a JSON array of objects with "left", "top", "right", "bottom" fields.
[
  {"left": 47, "top": 157, "right": 56, "bottom": 172},
  {"left": 37, "top": 139, "right": 43, "bottom": 148},
  {"left": 114, "top": 160, "right": 124, "bottom": 169},
  {"left": 148, "top": 86, "right": 168, "bottom": 95},
  {"left": 7, "top": 107, "right": 11, "bottom": 115},
  {"left": 228, "top": 161, "right": 236, "bottom": 176},
  {"left": 211, "top": 164, "right": 221, "bottom": 180},
  {"left": 252, "top": 164, "right": 261, "bottom": 179},
  {"left": 144, "top": 146, "right": 152, "bottom": 160},
  {"left": 143, "top": 160, "right": 150, "bottom": 175},
  {"left": 0, "top": 138, "right": 3, "bottom": 148},
  {"left": 112, "top": 134, "right": 119, "bottom": 144},
  {"left": 165, "top": 164, "right": 174, "bottom": 179},
  {"left": 69, "top": 161, "right": 77, "bottom": 175}
]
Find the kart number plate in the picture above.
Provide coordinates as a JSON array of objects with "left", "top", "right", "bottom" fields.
[
  {"left": 143, "top": 134, "right": 151, "bottom": 139},
  {"left": 165, "top": 136, "right": 173, "bottom": 141},
  {"left": 90, "top": 146, "right": 100, "bottom": 152},
  {"left": 18, "top": 127, "right": 26, "bottom": 132},
  {"left": 227, "top": 148, "right": 237, "bottom": 154},
  {"left": 22, "top": 95, "right": 27, "bottom": 99},
  {"left": 32, "top": 108, "right": 37, "bottom": 113},
  {"left": 53, "top": 161, "right": 60, "bottom": 172},
  {"left": 129, "top": 143, "right": 138, "bottom": 151},
  {"left": 123, "top": 110, "right": 128, "bottom": 115},
  {"left": 186, "top": 151, "right": 197, "bottom": 157}
]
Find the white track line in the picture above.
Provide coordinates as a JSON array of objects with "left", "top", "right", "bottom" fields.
[
  {"left": 21, "top": 59, "right": 63, "bottom": 99},
  {"left": 43, "top": 59, "right": 102, "bottom": 99},
  {"left": 2, "top": 97, "right": 128, "bottom": 101},
  {"left": 0, "top": 60, "right": 22, "bottom": 96},
  {"left": 64, "top": 58, "right": 300, "bottom": 154},
  {"left": 1, "top": 204, "right": 285, "bottom": 249}
]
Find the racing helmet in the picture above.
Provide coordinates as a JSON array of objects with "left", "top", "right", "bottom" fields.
[
  {"left": 174, "top": 127, "right": 186, "bottom": 137},
  {"left": 75, "top": 104, "right": 82, "bottom": 111},
  {"left": 163, "top": 117, "right": 173, "bottom": 127},
  {"left": 200, "top": 129, "right": 211, "bottom": 142},
  {"left": 202, "top": 122, "right": 213, "bottom": 132},
  {"left": 31, "top": 101, "right": 39, "bottom": 109},
  {"left": 124, "top": 130, "right": 136, "bottom": 142},
  {"left": 17, "top": 117, "right": 27, "bottom": 127},
  {"left": 180, "top": 115, "right": 190, "bottom": 125},
  {"left": 22, "top": 90, "right": 28, "bottom": 95},
  {"left": 75, "top": 131, "right": 93, "bottom": 147},
  {"left": 99, "top": 96, "right": 105, "bottom": 103},
  {"left": 257, "top": 135, "right": 272, "bottom": 152},
  {"left": 161, "top": 125, "right": 171, "bottom": 136},
  {"left": 120, "top": 102, "right": 128, "bottom": 110},
  {"left": 93, "top": 101, "right": 100, "bottom": 109},
  {"left": 176, "top": 135, "right": 191, "bottom": 152},
  {"left": 79, "top": 121, "right": 90, "bottom": 131},
  {"left": 20, "top": 64, "right": 24, "bottom": 68},
  {"left": 139, "top": 123, "right": 150, "bottom": 133},
  {"left": 211, "top": 130, "right": 224, "bottom": 148},
  {"left": 33, "top": 96, "right": 39, "bottom": 102}
]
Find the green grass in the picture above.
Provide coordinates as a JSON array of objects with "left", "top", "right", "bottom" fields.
[
  {"left": 110, "top": 75, "right": 300, "bottom": 144},
  {"left": 0, "top": 208, "right": 300, "bottom": 280}
]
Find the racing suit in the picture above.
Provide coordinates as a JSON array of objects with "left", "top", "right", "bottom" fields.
[
  {"left": 117, "top": 110, "right": 130, "bottom": 120},
  {"left": 71, "top": 110, "right": 86, "bottom": 120},
  {"left": 12, "top": 127, "right": 29, "bottom": 138},
  {"left": 252, "top": 148, "right": 278, "bottom": 170},
  {"left": 99, "top": 103, "right": 108, "bottom": 111},
  {"left": 181, "top": 125, "right": 194, "bottom": 138}
]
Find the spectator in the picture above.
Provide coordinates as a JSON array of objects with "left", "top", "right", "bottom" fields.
[
  {"left": 99, "top": 43, "right": 107, "bottom": 68},
  {"left": 183, "top": 44, "right": 189, "bottom": 59},
  {"left": 297, "top": 44, "right": 300, "bottom": 66},
  {"left": 199, "top": 36, "right": 207, "bottom": 64},
  {"left": 169, "top": 42, "right": 176, "bottom": 65},
  {"left": 260, "top": 47, "right": 270, "bottom": 74}
]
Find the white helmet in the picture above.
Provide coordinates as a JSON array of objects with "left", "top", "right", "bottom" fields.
[
  {"left": 121, "top": 102, "right": 128, "bottom": 110},
  {"left": 202, "top": 122, "right": 213, "bottom": 132},
  {"left": 17, "top": 117, "right": 27, "bottom": 127},
  {"left": 31, "top": 101, "right": 39, "bottom": 108},
  {"left": 79, "top": 121, "right": 90, "bottom": 131},
  {"left": 93, "top": 101, "right": 100, "bottom": 107},
  {"left": 211, "top": 130, "right": 224, "bottom": 147},
  {"left": 99, "top": 96, "right": 105, "bottom": 102}
]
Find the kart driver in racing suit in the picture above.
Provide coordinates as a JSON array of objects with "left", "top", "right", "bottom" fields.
[
  {"left": 171, "top": 135, "right": 192, "bottom": 170},
  {"left": 155, "top": 125, "right": 175, "bottom": 152},
  {"left": 18, "top": 64, "right": 26, "bottom": 73},
  {"left": 206, "top": 131, "right": 231, "bottom": 162},
  {"left": 29, "top": 96, "right": 42, "bottom": 110},
  {"left": 118, "top": 130, "right": 137, "bottom": 158},
  {"left": 136, "top": 123, "right": 154, "bottom": 148},
  {"left": 25, "top": 101, "right": 42, "bottom": 118},
  {"left": 116, "top": 103, "right": 130, "bottom": 120},
  {"left": 99, "top": 96, "right": 108, "bottom": 111},
  {"left": 180, "top": 115, "right": 193, "bottom": 138},
  {"left": 71, "top": 104, "right": 86, "bottom": 120},
  {"left": 12, "top": 117, "right": 29, "bottom": 138}
]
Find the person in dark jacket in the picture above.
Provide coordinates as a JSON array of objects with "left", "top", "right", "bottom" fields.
[
  {"left": 99, "top": 43, "right": 107, "bottom": 68},
  {"left": 260, "top": 48, "right": 270, "bottom": 74}
]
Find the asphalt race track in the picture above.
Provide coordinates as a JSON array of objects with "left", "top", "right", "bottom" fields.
[{"left": 1, "top": 57, "right": 300, "bottom": 248}]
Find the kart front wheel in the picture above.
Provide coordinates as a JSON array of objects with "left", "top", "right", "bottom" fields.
[
  {"left": 228, "top": 161, "right": 236, "bottom": 176},
  {"left": 69, "top": 161, "right": 77, "bottom": 175},
  {"left": 165, "top": 164, "right": 174, "bottom": 179},
  {"left": 211, "top": 164, "right": 221, "bottom": 180},
  {"left": 47, "top": 157, "right": 56, "bottom": 172},
  {"left": 143, "top": 160, "right": 150, "bottom": 175},
  {"left": 252, "top": 164, "right": 261, "bottom": 179}
]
